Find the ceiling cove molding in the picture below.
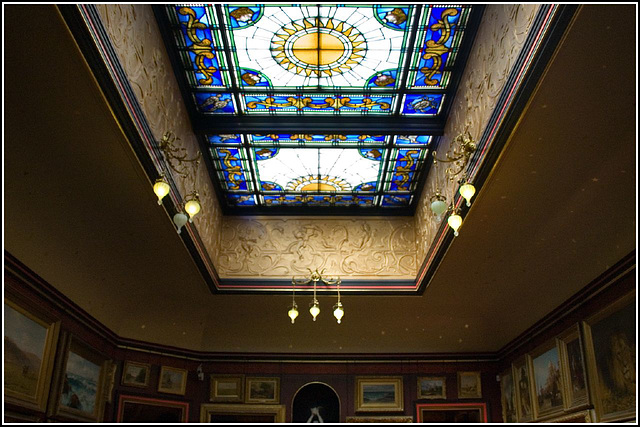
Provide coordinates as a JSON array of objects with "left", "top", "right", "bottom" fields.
[{"left": 415, "top": 5, "right": 578, "bottom": 295}]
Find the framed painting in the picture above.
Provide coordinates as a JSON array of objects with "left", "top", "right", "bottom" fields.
[
  {"left": 4, "top": 298, "right": 60, "bottom": 412},
  {"left": 583, "top": 291, "right": 635, "bottom": 422},
  {"left": 158, "top": 366, "right": 188, "bottom": 396},
  {"left": 355, "top": 377, "right": 404, "bottom": 412},
  {"left": 117, "top": 394, "right": 189, "bottom": 422},
  {"left": 499, "top": 367, "right": 516, "bottom": 423},
  {"left": 457, "top": 371, "right": 482, "bottom": 399},
  {"left": 417, "top": 376, "right": 446, "bottom": 400},
  {"left": 539, "top": 410, "right": 593, "bottom": 423},
  {"left": 558, "top": 324, "right": 589, "bottom": 410},
  {"left": 245, "top": 377, "right": 280, "bottom": 404},
  {"left": 53, "top": 335, "right": 111, "bottom": 422},
  {"left": 512, "top": 357, "right": 533, "bottom": 422},
  {"left": 529, "top": 340, "right": 565, "bottom": 419},
  {"left": 416, "top": 402, "right": 488, "bottom": 423},
  {"left": 200, "top": 403, "right": 286, "bottom": 423},
  {"left": 346, "top": 416, "right": 413, "bottom": 423},
  {"left": 210, "top": 374, "right": 244, "bottom": 403},
  {"left": 121, "top": 361, "right": 150, "bottom": 388}
]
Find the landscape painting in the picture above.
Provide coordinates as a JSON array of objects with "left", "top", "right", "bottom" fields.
[
  {"left": 355, "top": 377, "right": 403, "bottom": 412},
  {"left": 457, "top": 372, "right": 482, "bottom": 399},
  {"left": 418, "top": 376, "right": 446, "bottom": 399},
  {"left": 61, "top": 350, "right": 101, "bottom": 415},
  {"left": 4, "top": 303, "right": 48, "bottom": 399},
  {"left": 585, "top": 296, "right": 635, "bottom": 421},
  {"left": 122, "top": 361, "right": 150, "bottom": 387},
  {"left": 561, "top": 333, "right": 588, "bottom": 408},
  {"left": 158, "top": 366, "right": 188, "bottom": 395},
  {"left": 531, "top": 344, "right": 564, "bottom": 417},
  {"left": 246, "top": 377, "right": 279, "bottom": 403}
]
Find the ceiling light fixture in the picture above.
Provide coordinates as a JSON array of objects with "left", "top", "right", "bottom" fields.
[
  {"left": 291, "top": 269, "right": 343, "bottom": 324},
  {"left": 154, "top": 131, "right": 203, "bottom": 232},
  {"left": 432, "top": 131, "right": 477, "bottom": 179}
]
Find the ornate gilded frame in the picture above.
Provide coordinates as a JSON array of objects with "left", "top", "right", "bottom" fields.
[
  {"left": 200, "top": 403, "right": 286, "bottom": 423},
  {"left": 457, "top": 371, "right": 482, "bottom": 399},
  {"left": 121, "top": 360, "right": 151, "bottom": 388},
  {"left": 158, "top": 366, "right": 188, "bottom": 396},
  {"left": 417, "top": 376, "right": 447, "bottom": 400},
  {"left": 557, "top": 324, "right": 589, "bottom": 411},
  {"left": 4, "top": 298, "right": 60, "bottom": 412},
  {"left": 528, "top": 339, "right": 566, "bottom": 420},
  {"left": 245, "top": 377, "right": 280, "bottom": 404},
  {"left": 210, "top": 374, "right": 245, "bottom": 403},
  {"left": 355, "top": 376, "right": 404, "bottom": 412}
]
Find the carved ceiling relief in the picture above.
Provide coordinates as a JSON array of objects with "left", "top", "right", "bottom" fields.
[
  {"left": 415, "top": 4, "right": 541, "bottom": 263},
  {"left": 96, "top": 5, "right": 223, "bottom": 260},
  {"left": 217, "top": 218, "right": 417, "bottom": 279}
]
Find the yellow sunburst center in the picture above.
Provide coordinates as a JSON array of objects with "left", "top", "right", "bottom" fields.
[
  {"left": 292, "top": 32, "right": 345, "bottom": 66},
  {"left": 300, "top": 182, "right": 338, "bottom": 192}
]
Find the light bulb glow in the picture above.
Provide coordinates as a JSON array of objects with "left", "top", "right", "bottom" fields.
[
  {"left": 185, "top": 198, "right": 201, "bottom": 218},
  {"left": 288, "top": 305, "right": 299, "bottom": 324},
  {"left": 309, "top": 301, "right": 320, "bottom": 321},
  {"left": 448, "top": 213, "right": 463, "bottom": 236},
  {"left": 333, "top": 302, "right": 344, "bottom": 324},
  {"left": 459, "top": 183, "right": 476, "bottom": 207},
  {"left": 153, "top": 178, "right": 170, "bottom": 205},
  {"left": 173, "top": 212, "right": 188, "bottom": 234}
]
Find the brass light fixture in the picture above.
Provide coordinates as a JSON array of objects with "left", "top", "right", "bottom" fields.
[
  {"left": 290, "top": 269, "right": 344, "bottom": 324},
  {"left": 432, "top": 131, "right": 477, "bottom": 179},
  {"left": 153, "top": 131, "right": 203, "bottom": 232}
]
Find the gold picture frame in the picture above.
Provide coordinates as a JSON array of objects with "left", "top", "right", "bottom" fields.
[
  {"left": 539, "top": 409, "right": 593, "bottom": 423},
  {"left": 121, "top": 361, "right": 151, "bottom": 388},
  {"left": 346, "top": 416, "right": 413, "bottom": 423},
  {"left": 355, "top": 377, "right": 404, "bottom": 412},
  {"left": 558, "top": 324, "right": 589, "bottom": 410},
  {"left": 513, "top": 357, "right": 533, "bottom": 422},
  {"left": 210, "top": 374, "right": 245, "bottom": 402},
  {"left": 529, "top": 339, "right": 565, "bottom": 420},
  {"left": 582, "top": 291, "right": 635, "bottom": 422},
  {"left": 117, "top": 394, "right": 189, "bottom": 422},
  {"left": 4, "top": 297, "right": 60, "bottom": 412},
  {"left": 416, "top": 402, "right": 487, "bottom": 423},
  {"left": 417, "top": 376, "right": 446, "bottom": 400},
  {"left": 52, "top": 334, "right": 111, "bottom": 422},
  {"left": 200, "top": 403, "right": 286, "bottom": 423},
  {"left": 158, "top": 366, "right": 188, "bottom": 396},
  {"left": 499, "top": 366, "right": 516, "bottom": 422},
  {"left": 245, "top": 377, "right": 280, "bottom": 404},
  {"left": 457, "top": 371, "right": 482, "bottom": 399}
]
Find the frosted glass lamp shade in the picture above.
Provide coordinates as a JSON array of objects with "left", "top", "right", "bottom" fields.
[
  {"left": 430, "top": 199, "right": 448, "bottom": 219},
  {"left": 309, "top": 301, "right": 320, "bottom": 321},
  {"left": 333, "top": 302, "right": 344, "bottom": 324},
  {"left": 153, "top": 177, "right": 170, "bottom": 205},
  {"left": 173, "top": 212, "right": 189, "bottom": 234},
  {"left": 447, "top": 213, "right": 463, "bottom": 237},
  {"left": 459, "top": 183, "right": 476, "bottom": 207},
  {"left": 185, "top": 196, "right": 201, "bottom": 222},
  {"left": 288, "top": 304, "right": 299, "bottom": 324}
]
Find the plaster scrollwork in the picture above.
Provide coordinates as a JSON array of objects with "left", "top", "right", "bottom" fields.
[
  {"left": 96, "top": 5, "right": 223, "bottom": 261},
  {"left": 217, "top": 218, "right": 416, "bottom": 279},
  {"left": 415, "top": 4, "right": 541, "bottom": 264}
]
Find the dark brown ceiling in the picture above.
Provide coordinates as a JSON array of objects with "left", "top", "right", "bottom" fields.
[{"left": 4, "top": 5, "right": 636, "bottom": 354}]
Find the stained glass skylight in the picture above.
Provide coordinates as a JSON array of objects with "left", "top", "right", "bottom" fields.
[{"left": 156, "top": 4, "right": 479, "bottom": 212}]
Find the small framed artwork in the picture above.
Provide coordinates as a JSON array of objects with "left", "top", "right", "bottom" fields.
[
  {"left": 158, "top": 366, "right": 188, "bottom": 396},
  {"left": 499, "top": 367, "right": 516, "bottom": 423},
  {"left": 245, "top": 377, "right": 280, "bottom": 404},
  {"left": 355, "top": 377, "right": 404, "bottom": 412},
  {"left": 4, "top": 298, "right": 60, "bottom": 412},
  {"left": 54, "top": 335, "right": 111, "bottom": 422},
  {"left": 117, "top": 394, "right": 189, "bottom": 422},
  {"left": 210, "top": 374, "right": 244, "bottom": 403},
  {"left": 416, "top": 402, "right": 487, "bottom": 423},
  {"left": 512, "top": 358, "right": 533, "bottom": 422},
  {"left": 200, "top": 403, "right": 286, "bottom": 423},
  {"left": 346, "top": 416, "right": 413, "bottom": 423},
  {"left": 529, "top": 340, "right": 565, "bottom": 419},
  {"left": 121, "top": 361, "right": 151, "bottom": 388},
  {"left": 457, "top": 371, "right": 482, "bottom": 399},
  {"left": 558, "top": 324, "right": 589, "bottom": 410},
  {"left": 582, "top": 291, "right": 635, "bottom": 422},
  {"left": 417, "top": 376, "right": 446, "bottom": 400}
]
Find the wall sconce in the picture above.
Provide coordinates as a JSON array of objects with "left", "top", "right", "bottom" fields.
[
  {"left": 290, "top": 269, "right": 344, "bottom": 324},
  {"left": 432, "top": 131, "right": 477, "bottom": 180},
  {"left": 153, "top": 132, "right": 203, "bottom": 233}
]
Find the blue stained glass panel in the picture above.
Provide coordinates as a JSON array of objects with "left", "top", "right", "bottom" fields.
[
  {"left": 227, "top": 194, "right": 257, "bottom": 206},
  {"left": 394, "top": 135, "right": 432, "bottom": 146},
  {"left": 242, "top": 94, "right": 396, "bottom": 115},
  {"left": 194, "top": 93, "right": 236, "bottom": 114},
  {"left": 208, "top": 134, "right": 242, "bottom": 145},
  {"left": 249, "top": 134, "right": 387, "bottom": 145},
  {"left": 382, "top": 194, "right": 412, "bottom": 206},
  {"left": 401, "top": 94, "right": 444, "bottom": 116},
  {"left": 212, "top": 147, "right": 251, "bottom": 191},
  {"left": 387, "top": 148, "right": 425, "bottom": 192}
]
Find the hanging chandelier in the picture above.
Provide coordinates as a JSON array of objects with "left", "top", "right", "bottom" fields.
[{"left": 289, "top": 269, "right": 344, "bottom": 324}]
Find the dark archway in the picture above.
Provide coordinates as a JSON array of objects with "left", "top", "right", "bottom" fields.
[{"left": 292, "top": 382, "right": 340, "bottom": 423}]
